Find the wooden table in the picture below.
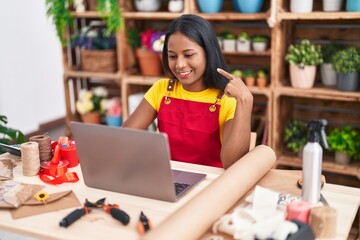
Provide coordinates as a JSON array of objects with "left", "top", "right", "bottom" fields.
[{"left": 0, "top": 155, "right": 359, "bottom": 240}]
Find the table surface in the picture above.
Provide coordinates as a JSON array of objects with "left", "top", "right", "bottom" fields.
[{"left": 0, "top": 154, "right": 359, "bottom": 240}]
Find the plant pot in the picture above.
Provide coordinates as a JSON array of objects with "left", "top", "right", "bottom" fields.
[
  {"left": 336, "top": 72, "right": 359, "bottom": 91},
  {"left": 252, "top": 42, "right": 267, "bottom": 52},
  {"left": 289, "top": 64, "right": 317, "bottom": 89},
  {"left": 335, "top": 151, "right": 351, "bottom": 165},
  {"left": 223, "top": 39, "right": 236, "bottom": 52},
  {"left": 290, "top": 0, "right": 313, "bottom": 13},
  {"left": 80, "top": 112, "right": 101, "bottom": 124},
  {"left": 235, "top": 0, "right": 264, "bottom": 13},
  {"left": 136, "top": 48, "right": 162, "bottom": 76},
  {"left": 105, "top": 116, "right": 122, "bottom": 127},
  {"left": 134, "top": 0, "right": 162, "bottom": 12},
  {"left": 323, "top": 0, "right": 343, "bottom": 11},
  {"left": 237, "top": 40, "right": 251, "bottom": 52},
  {"left": 257, "top": 77, "right": 267, "bottom": 88},
  {"left": 197, "top": 0, "right": 223, "bottom": 13},
  {"left": 80, "top": 49, "right": 117, "bottom": 73},
  {"left": 346, "top": 0, "right": 360, "bottom": 11},
  {"left": 245, "top": 77, "right": 256, "bottom": 87},
  {"left": 232, "top": 0, "right": 241, "bottom": 11},
  {"left": 168, "top": 0, "right": 184, "bottom": 12},
  {"left": 320, "top": 63, "right": 337, "bottom": 86}
]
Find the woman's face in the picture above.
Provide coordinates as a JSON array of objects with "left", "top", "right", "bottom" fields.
[{"left": 167, "top": 32, "right": 207, "bottom": 92}]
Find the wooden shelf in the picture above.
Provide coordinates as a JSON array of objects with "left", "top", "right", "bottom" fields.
[
  {"left": 278, "top": 11, "right": 360, "bottom": 20},
  {"left": 275, "top": 155, "right": 360, "bottom": 180},
  {"left": 64, "top": 70, "right": 121, "bottom": 82},
  {"left": 123, "top": 11, "right": 186, "bottom": 20},
  {"left": 121, "top": 75, "right": 159, "bottom": 85},
  {"left": 222, "top": 50, "right": 271, "bottom": 56},
  {"left": 195, "top": 12, "right": 269, "bottom": 21}
]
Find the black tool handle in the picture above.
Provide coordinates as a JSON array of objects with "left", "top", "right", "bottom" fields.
[
  {"left": 109, "top": 208, "right": 130, "bottom": 225},
  {"left": 59, "top": 208, "right": 88, "bottom": 227}
]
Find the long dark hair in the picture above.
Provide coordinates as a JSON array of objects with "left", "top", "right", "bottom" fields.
[{"left": 162, "top": 14, "right": 230, "bottom": 90}]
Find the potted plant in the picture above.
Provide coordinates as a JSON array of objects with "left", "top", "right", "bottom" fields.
[
  {"left": 327, "top": 126, "right": 360, "bottom": 164},
  {"left": 346, "top": 0, "right": 360, "bottom": 11},
  {"left": 237, "top": 32, "right": 251, "bottom": 52},
  {"left": 290, "top": 0, "right": 314, "bottom": 13},
  {"left": 76, "top": 86, "right": 109, "bottom": 124},
  {"left": 232, "top": 69, "right": 243, "bottom": 78},
  {"left": 256, "top": 69, "right": 268, "bottom": 88},
  {"left": 197, "top": 0, "right": 223, "bottom": 13},
  {"left": 0, "top": 115, "right": 26, "bottom": 154},
  {"left": 320, "top": 43, "right": 343, "bottom": 86},
  {"left": 284, "top": 120, "right": 307, "bottom": 155},
  {"left": 332, "top": 47, "right": 360, "bottom": 92},
  {"left": 46, "top": 0, "right": 122, "bottom": 46},
  {"left": 243, "top": 70, "right": 256, "bottom": 87},
  {"left": 223, "top": 33, "right": 236, "bottom": 52},
  {"left": 285, "top": 39, "right": 323, "bottom": 89},
  {"left": 252, "top": 36, "right": 268, "bottom": 52},
  {"left": 71, "top": 22, "right": 117, "bottom": 72},
  {"left": 234, "top": 0, "right": 264, "bottom": 13},
  {"left": 101, "top": 97, "right": 122, "bottom": 127}
]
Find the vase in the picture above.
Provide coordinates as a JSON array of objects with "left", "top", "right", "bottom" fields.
[
  {"left": 290, "top": 0, "right": 313, "bottom": 13},
  {"left": 134, "top": 0, "right": 161, "bottom": 12},
  {"left": 136, "top": 48, "right": 162, "bottom": 76},
  {"left": 80, "top": 112, "right": 101, "bottom": 124},
  {"left": 235, "top": 0, "right": 264, "bottom": 13},
  {"left": 346, "top": 0, "right": 360, "bottom": 11},
  {"left": 105, "top": 116, "right": 122, "bottom": 127},
  {"left": 323, "top": 0, "right": 343, "bottom": 11},
  {"left": 289, "top": 64, "right": 316, "bottom": 89},
  {"left": 197, "top": 0, "right": 223, "bottom": 13},
  {"left": 320, "top": 63, "right": 337, "bottom": 86},
  {"left": 168, "top": 0, "right": 184, "bottom": 12}
]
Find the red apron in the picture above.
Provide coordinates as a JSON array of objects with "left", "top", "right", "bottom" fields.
[{"left": 157, "top": 79, "right": 223, "bottom": 168}]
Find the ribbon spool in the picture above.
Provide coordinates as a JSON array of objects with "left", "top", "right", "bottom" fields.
[
  {"left": 286, "top": 201, "right": 311, "bottom": 224},
  {"left": 21, "top": 142, "right": 40, "bottom": 176},
  {"left": 29, "top": 134, "right": 52, "bottom": 162}
]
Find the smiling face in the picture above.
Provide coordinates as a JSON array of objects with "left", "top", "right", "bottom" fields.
[{"left": 167, "top": 32, "right": 207, "bottom": 92}]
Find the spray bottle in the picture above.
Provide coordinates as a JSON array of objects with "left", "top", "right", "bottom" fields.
[{"left": 302, "top": 119, "right": 328, "bottom": 205}]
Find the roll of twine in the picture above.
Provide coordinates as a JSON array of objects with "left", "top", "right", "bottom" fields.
[
  {"left": 21, "top": 142, "right": 40, "bottom": 176},
  {"left": 29, "top": 134, "right": 52, "bottom": 162}
]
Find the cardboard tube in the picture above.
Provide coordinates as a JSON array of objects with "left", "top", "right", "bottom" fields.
[{"left": 142, "top": 145, "right": 276, "bottom": 240}]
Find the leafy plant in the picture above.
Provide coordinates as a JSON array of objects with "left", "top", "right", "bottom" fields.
[
  {"left": 243, "top": 70, "right": 255, "bottom": 78},
  {"left": 332, "top": 47, "right": 360, "bottom": 73},
  {"left": 284, "top": 120, "right": 307, "bottom": 154},
  {"left": 285, "top": 39, "right": 323, "bottom": 67},
  {"left": 96, "top": 0, "right": 123, "bottom": 35},
  {"left": 238, "top": 32, "right": 250, "bottom": 41},
  {"left": 321, "top": 43, "right": 343, "bottom": 64},
  {"left": 327, "top": 126, "right": 360, "bottom": 160},
  {"left": 71, "top": 24, "right": 116, "bottom": 50},
  {"left": 252, "top": 36, "right": 267, "bottom": 43},
  {"left": 257, "top": 69, "right": 267, "bottom": 78},
  {"left": 0, "top": 115, "right": 26, "bottom": 153}
]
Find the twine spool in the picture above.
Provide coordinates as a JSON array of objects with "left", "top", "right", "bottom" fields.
[
  {"left": 29, "top": 134, "right": 52, "bottom": 162},
  {"left": 309, "top": 206, "right": 337, "bottom": 238},
  {"left": 21, "top": 142, "right": 40, "bottom": 176}
]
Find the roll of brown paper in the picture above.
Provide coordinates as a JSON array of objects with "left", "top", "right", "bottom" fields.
[{"left": 142, "top": 145, "right": 276, "bottom": 240}]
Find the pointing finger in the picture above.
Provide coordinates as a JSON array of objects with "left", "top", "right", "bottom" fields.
[{"left": 217, "top": 68, "right": 234, "bottom": 80}]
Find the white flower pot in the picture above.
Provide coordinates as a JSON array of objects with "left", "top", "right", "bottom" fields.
[
  {"left": 320, "top": 63, "right": 337, "bottom": 86},
  {"left": 323, "top": 0, "right": 343, "bottom": 11},
  {"left": 335, "top": 152, "right": 351, "bottom": 165},
  {"left": 223, "top": 39, "right": 236, "bottom": 52},
  {"left": 289, "top": 64, "right": 317, "bottom": 89},
  {"left": 252, "top": 42, "right": 267, "bottom": 52},
  {"left": 134, "top": 0, "right": 161, "bottom": 12},
  {"left": 237, "top": 40, "right": 251, "bottom": 52},
  {"left": 290, "top": 0, "right": 313, "bottom": 13},
  {"left": 168, "top": 0, "right": 184, "bottom": 12}
]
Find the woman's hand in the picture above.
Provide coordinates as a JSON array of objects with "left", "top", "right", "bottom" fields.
[{"left": 217, "top": 68, "right": 252, "bottom": 102}]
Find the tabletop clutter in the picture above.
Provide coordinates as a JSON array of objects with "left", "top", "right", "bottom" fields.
[{"left": 0, "top": 134, "right": 339, "bottom": 240}]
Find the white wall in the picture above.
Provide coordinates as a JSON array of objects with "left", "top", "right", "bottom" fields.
[{"left": 0, "top": 0, "right": 65, "bottom": 134}]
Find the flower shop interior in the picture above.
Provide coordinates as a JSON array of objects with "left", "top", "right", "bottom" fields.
[{"left": 1, "top": 0, "right": 360, "bottom": 239}]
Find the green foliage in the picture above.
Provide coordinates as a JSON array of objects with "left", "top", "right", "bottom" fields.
[
  {"left": 332, "top": 47, "right": 360, "bottom": 74},
  {"left": 284, "top": 120, "right": 307, "bottom": 154},
  {"left": 327, "top": 126, "right": 360, "bottom": 160},
  {"left": 46, "top": 0, "right": 73, "bottom": 46},
  {"left": 321, "top": 43, "right": 343, "bottom": 63},
  {"left": 232, "top": 69, "right": 243, "bottom": 78},
  {"left": 97, "top": 0, "right": 123, "bottom": 35},
  {"left": 0, "top": 115, "right": 26, "bottom": 153},
  {"left": 252, "top": 36, "right": 267, "bottom": 43},
  {"left": 243, "top": 70, "right": 255, "bottom": 78},
  {"left": 257, "top": 69, "right": 267, "bottom": 78},
  {"left": 126, "top": 28, "right": 141, "bottom": 49},
  {"left": 224, "top": 33, "right": 235, "bottom": 40},
  {"left": 238, "top": 32, "right": 250, "bottom": 41},
  {"left": 285, "top": 39, "right": 323, "bottom": 66}
]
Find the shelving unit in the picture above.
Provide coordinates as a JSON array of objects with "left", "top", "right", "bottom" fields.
[{"left": 61, "top": 0, "right": 360, "bottom": 186}]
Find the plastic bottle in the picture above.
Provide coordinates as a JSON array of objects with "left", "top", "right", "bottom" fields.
[{"left": 302, "top": 120, "right": 328, "bottom": 205}]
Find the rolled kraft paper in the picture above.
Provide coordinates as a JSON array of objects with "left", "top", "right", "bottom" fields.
[
  {"left": 286, "top": 201, "right": 311, "bottom": 224},
  {"left": 309, "top": 206, "right": 337, "bottom": 239},
  {"left": 142, "top": 145, "right": 276, "bottom": 240}
]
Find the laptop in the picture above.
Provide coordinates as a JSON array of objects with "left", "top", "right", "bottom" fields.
[{"left": 70, "top": 121, "right": 206, "bottom": 202}]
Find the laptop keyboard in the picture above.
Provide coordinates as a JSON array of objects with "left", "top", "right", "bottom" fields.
[{"left": 174, "top": 182, "right": 190, "bottom": 195}]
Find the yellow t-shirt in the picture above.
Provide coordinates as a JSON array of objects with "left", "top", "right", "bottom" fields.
[{"left": 144, "top": 78, "right": 236, "bottom": 141}]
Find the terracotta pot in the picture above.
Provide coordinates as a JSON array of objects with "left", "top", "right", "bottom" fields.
[
  {"left": 136, "top": 48, "right": 162, "bottom": 76},
  {"left": 245, "top": 77, "right": 255, "bottom": 87},
  {"left": 80, "top": 112, "right": 101, "bottom": 124},
  {"left": 257, "top": 77, "right": 267, "bottom": 88}
]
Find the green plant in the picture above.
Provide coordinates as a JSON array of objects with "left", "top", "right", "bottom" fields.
[
  {"left": 327, "top": 126, "right": 360, "bottom": 160},
  {"left": 285, "top": 39, "right": 323, "bottom": 67},
  {"left": 224, "top": 33, "right": 235, "bottom": 40},
  {"left": 243, "top": 70, "right": 255, "bottom": 78},
  {"left": 238, "top": 32, "right": 250, "bottom": 41},
  {"left": 257, "top": 69, "right": 267, "bottom": 78},
  {"left": 332, "top": 47, "right": 360, "bottom": 73},
  {"left": 96, "top": 0, "right": 123, "bottom": 35},
  {"left": 321, "top": 43, "right": 343, "bottom": 63},
  {"left": 0, "top": 115, "right": 26, "bottom": 153},
  {"left": 252, "top": 36, "right": 267, "bottom": 43},
  {"left": 232, "top": 69, "right": 243, "bottom": 78},
  {"left": 284, "top": 120, "right": 307, "bottom": 154}
]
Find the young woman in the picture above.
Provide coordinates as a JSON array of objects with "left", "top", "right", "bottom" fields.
[{"left": 123, "top": 14, "right": 253, "bottom": 169}]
